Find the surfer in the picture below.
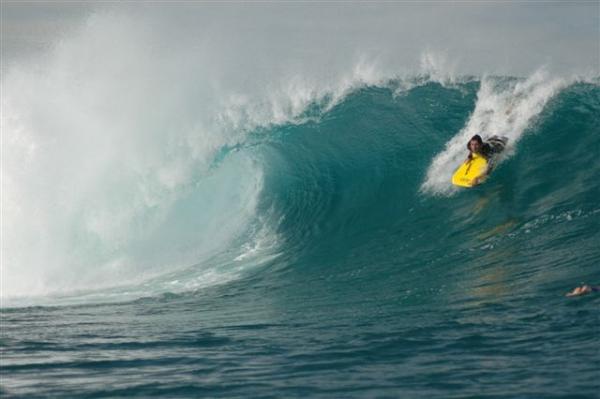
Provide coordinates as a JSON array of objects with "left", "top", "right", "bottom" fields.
[
  {"left": 466, "top": 135, "right": 492, "bottom": 185},
  {"left": 453, "top": 134, "right": 508, "bottom": 188},
  {"left": 465, "top": 134, "right": 508, "bottom": 185},
  {"left": 566, "top": 284, "right": 600, "bottom": 297}
]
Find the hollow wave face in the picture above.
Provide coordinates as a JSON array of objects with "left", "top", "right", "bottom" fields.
[{"left": 1, "top": 10, "right": 388, "bottom": 303}]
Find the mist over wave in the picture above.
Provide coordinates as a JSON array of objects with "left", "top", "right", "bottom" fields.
[{"left": 1, "top": 10, "right": 386, "bottom": 300}]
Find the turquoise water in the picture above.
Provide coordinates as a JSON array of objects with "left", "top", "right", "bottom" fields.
[{"left": 2, "top": 79, "right": 600, "bottom": 397}]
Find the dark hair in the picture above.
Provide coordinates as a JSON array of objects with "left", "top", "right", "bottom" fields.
[{"left": 467, "top": 134, "right": 483, "bottom": 150}]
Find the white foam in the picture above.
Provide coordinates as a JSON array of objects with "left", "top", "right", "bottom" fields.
[{"left": 420, "top": 70, "right": 569, "bottom": 196}]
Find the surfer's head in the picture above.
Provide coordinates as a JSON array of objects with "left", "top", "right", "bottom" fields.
[{"left": 468, "top": 135, "right": 483, "bottom": 153}]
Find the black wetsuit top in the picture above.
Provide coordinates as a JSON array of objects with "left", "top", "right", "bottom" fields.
[
  {"left": 469, "top": 143, "right": 494, "bottom": 161},
  {"left": 480, "top": 143, "right": 493, "bottom": 159}
]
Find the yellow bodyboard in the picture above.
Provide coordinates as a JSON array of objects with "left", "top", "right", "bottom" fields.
[{"left": 452, "top": 154, "right": 488, "bottom": 188}]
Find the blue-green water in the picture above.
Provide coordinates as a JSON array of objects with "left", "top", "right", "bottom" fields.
[{"left": 2, "top": 78, "right": 600, "bottom": 398}]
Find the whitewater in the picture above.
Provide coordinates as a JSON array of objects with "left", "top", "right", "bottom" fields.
[{"left": 2, "top": 4, "right": 599, "bottom": 398}]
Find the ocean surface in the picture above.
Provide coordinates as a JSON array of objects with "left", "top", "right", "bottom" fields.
[
  {"left": 2, "top": 73, "right": 600, "bottom": 397},
  {"left": 2, "top": 6, "right": 600, "bottom": 394}
]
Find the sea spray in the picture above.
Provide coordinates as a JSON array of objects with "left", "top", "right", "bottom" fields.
[{"left": 0, "top": 11, "right": 393, "bottom": 300}]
